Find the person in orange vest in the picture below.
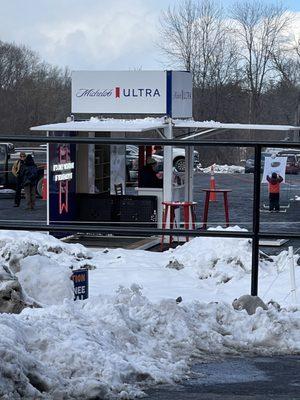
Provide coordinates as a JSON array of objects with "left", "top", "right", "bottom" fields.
[{"left": 266, "top": 172, "right": 283, "bottom": 212}]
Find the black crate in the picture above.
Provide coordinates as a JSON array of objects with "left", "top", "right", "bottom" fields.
[
  {"left": 77, "top": 193, "right": 113, "bottom": 222},
  {"left": 119, "top": 196, "right": 157, "bottom": 227},
  {"left": 76, "top": 194, "right": 157, "bottom": 227}
]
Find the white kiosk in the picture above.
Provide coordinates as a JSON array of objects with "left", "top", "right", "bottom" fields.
[
  {"left": 30, "top": 70, "right": 194, "bottom": 238},
  {"left": 30, "top": 70, "right": 300, "bottom": 248}
]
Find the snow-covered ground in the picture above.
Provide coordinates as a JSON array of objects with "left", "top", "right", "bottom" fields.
[
  {"left": 198, "top": 164, "right": 245, "bottom": 174},
  {"left": 0, "top": 228, "right": 299, "bottom": 399}
]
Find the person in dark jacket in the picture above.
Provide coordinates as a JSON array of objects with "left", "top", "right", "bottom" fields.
[
  {"left": 139, "top": 157, "right": 163, "bottom": 188},
  {"left": 12, "top": 152, "right": 26, "bottom": 207},
  {"left": 20, "top": 154, "right": 38, "bottom": 210},
  {"left": 266, "top": 172, "right": 283, "bottom": 211}
]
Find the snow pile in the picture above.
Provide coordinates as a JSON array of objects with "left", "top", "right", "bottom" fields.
[
  {"left": 0, "top": 285, "right": 299, "bottom": 399},
  {"left": 0, "top": 231, "right": 94, "bottom": 306},
  {"left": 0, "top": 230, "right": 299, "bottom": 398},
  {"left": 0, "top": 189, "right": 15, "bottom": 193},
  {"left": 170, "top": 226, "right": 252, "bottom": 283},
  {"left": 198, "top": 164, "right": 245, "bottom": 174},
  {"left": 0, "top": 228, "right": 298, "bottom": 306}
]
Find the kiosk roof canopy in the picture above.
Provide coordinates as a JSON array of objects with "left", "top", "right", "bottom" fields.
[
  {"left": 30, "top": 117, "right": 299, "bottom": 133},
  {"left": 30, "top": 117, "right": 166, "bottom": 132},
  {"left": 174, "top": 120, "right": 299, "bottom": 131}
]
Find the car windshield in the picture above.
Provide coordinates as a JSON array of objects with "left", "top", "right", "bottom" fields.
[{"left": 287, "top": 156, "right": 296, "bottom": 162}]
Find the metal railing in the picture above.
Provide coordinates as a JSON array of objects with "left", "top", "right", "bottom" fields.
[{"left": 1, "top": 134, "right": 300, "bottom": 297}]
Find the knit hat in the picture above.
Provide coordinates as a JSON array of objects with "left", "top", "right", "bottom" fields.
[{"left": 146, "top": 157, "right": 157, "bottom": 165}]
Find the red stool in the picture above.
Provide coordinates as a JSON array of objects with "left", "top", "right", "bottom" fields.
[
  {"left": 161, "top": 201, "right": 197, "bottom": 249},
  {"left": 202, "top": 189, "right": 232, "bottom": 229}
]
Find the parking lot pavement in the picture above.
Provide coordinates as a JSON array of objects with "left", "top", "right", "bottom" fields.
[
  {"left": 193, "top": 172, "right": 300, "bottom": 233},
  {"left": 1, "top": 172, "right": 300, "bottom": 254},
  {"left": 146, "top": 356, "right": 300, "bottom": 400},
  {"left": 0, "top": 195, "right": 46, "bottom": 223}
]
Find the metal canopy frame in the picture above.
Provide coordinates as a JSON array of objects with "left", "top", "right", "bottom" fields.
[{"left": 1, "top": 118, "right": 300, "bottom": 297}]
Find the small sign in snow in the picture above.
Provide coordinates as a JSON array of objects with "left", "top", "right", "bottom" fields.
[{"left": 71, "top": 269, "right": 89, "bottom": 300}]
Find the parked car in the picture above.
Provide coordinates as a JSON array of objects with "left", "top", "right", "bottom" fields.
[
  {"left": 277, "top": 149, "right": 300, "bottom": 157},
  {"left": 244, "top": 152, "right": 272, "bottom": 173},
  {"left": 126, "top": 145, "right": 200, "bottom": 181},
  {"left": 245, "top": 151, "right": 300, "bottom": 175},
  {"left": 153, "top": 146, "right": 200, "bottom": 172},
  {"left": 276, "top": 153, "right": 300, "bottom": 174}
]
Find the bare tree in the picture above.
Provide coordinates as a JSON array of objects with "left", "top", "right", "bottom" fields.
[
  {"left": 230, "top": 1, "right": 291, "bottom": 122},
  {"left": 158, "top": 0, "right": 238, "bottom": 89},
  {"left": 272, "top": 35, "right": 300, "bottom": 86}
]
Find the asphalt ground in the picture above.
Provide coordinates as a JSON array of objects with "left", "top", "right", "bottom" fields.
[
  {"left": 192, "top": 171, "right": 300, "bottom": 233},
  {"left": 145, "top": 356, "right": 300, "bottom": 400},
  {"left": 1, "top": 172, "right": 300, "bottom": 255}
]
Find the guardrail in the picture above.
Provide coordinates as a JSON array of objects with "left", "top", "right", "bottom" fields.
[{"left": 1, "top": 134, "right": 300, "bottom": 297}]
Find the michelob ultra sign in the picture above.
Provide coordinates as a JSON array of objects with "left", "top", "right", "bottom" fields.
[{"left": 71, "top": 70, "right": 192, "bottom": 118}]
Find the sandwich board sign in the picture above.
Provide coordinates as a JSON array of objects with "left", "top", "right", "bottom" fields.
[
  {"left": 262, "top": 156, "right": 287, "bottom": 183},
  {"left": 71, "top": 70, "right": 192, "bottom": 118},
  {"left": 71, "top": 269, "right": 89, "bottom": 300}
]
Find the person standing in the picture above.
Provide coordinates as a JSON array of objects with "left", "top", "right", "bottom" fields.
[
  {"left": 267, "top": 172, "right": 283, "bottom": 212},
  {"left": 12, "top": 152, "right": 26, "bottom": 207},
  {"left": 139, "top": 157, "right": 163, "bottom": 188},
  {"left": 20, "top": 154, "right": 38, "bottom": 210}
]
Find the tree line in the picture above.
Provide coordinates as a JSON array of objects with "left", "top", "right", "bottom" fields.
[{"left": 0, "top": 41, "right": 70, "bottom": 136}]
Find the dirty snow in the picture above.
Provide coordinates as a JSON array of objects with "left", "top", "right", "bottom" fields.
[
  {"left": 198, "top": 164, "right": 244, "bottom": 174},
  {"left": 0, "top": 229, "right": 299, "bottom": 399}
]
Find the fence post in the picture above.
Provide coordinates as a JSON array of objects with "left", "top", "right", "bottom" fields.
[
  {"left": 251, "top": 144, "right": 261, "bottom": 296},
  {"left": 288, "top": 246, "right": 297, "bottom": 304}
]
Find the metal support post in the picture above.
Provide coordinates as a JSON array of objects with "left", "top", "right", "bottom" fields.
[
  {"left": 184, "top": 145, "right": 194, "bottom": 202},
  {"left": 163, "top": 118, "right": 173, "bottom": 203}
]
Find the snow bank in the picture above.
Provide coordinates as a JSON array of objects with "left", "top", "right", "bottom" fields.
[
  {"left": 170, "top": 226, "right": 252, "bottom": 282},
  {"left": 0, "top": 286, "right": 299, "bottom": 399},
  {"left": 0, "top": 230, "right": 299, "bottom": 398},
  {"left": 0, "top": 228, "right": 298, "bottom": 306}
]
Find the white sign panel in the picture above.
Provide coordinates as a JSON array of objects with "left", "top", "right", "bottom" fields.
[
  {"left": 170, "top": 71, "right": 193, "bottom": 118},
  {"left": 72, "top": 71, "right": 167, "bottom": 114},
  {"left": 262, "top": 157, "right": 287, "bottom": 183}
]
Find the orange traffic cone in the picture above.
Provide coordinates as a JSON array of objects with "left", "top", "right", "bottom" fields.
[
  {"left": 42, "top": 169, "right": 47, "bottom": 200},
  {"left": 209, "top": 165, "right": 216, "bottom": 202}
]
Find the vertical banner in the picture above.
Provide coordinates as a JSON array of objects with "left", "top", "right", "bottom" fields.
[
  {"left": 49, "top": 132, "right": 77, "bottom": 222},
  {"left": 110, "top": 144, "right": 126, "bottom": 195}
]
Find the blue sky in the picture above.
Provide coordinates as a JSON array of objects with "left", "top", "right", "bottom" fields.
[
  {"left": 153, "top": 0, "right": 300, "bottom": 12},
  {"left": 0, "top": 0, "right": 299, "bottom": 70},
  {"left": 222, "top": 0, "right": 300, "bottom": 11}
]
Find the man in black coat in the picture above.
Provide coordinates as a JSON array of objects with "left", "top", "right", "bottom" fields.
[
  {"left": 20, "top": 154, "right": 38, "bottom": 210},
  {"left": 139, "top": 157, "right": 163, "bottom": 188},
  {"left": 12, "top": 152, "right": 26, "bottom": 207}
]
